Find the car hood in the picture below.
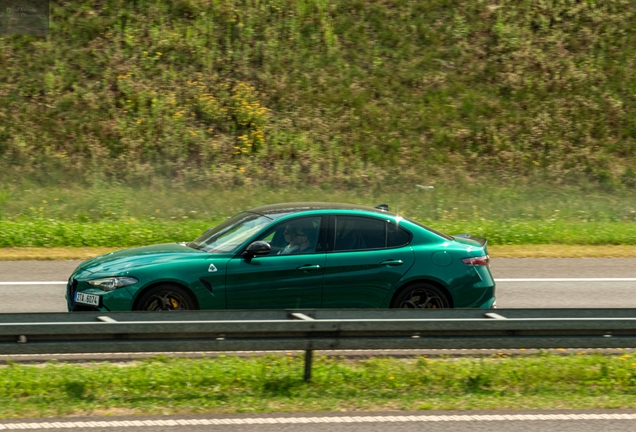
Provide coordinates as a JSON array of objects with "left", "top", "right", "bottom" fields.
[{"left": 75, "top": 243, "right": 207, "bottom": 274}]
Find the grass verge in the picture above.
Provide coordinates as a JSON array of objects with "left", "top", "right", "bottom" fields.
[
  {"left": 3, "top": 353, "right": 636, "bottom": 418},
  {"left": 2, "top": 220, "right": 636, "bottom": 248},
  {"left": 2, "top": 184, "right": 635, "bottom": 254},
  {"left": 2, "top": 245, "right": 636, "bottom": 261}
]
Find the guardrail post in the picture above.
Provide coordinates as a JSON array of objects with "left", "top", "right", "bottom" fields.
[
  {"left": 289, "top": 311, "right": 315, "bottom": 382},
  {"left": 304, "top": 349, "right": 313, "bottom": 382}
]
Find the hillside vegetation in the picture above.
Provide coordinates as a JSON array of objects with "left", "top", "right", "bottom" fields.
[{"left": 1, "top": 0, "right": 636, "bottom": 188}]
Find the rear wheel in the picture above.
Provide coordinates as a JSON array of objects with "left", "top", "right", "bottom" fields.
[
  {"left": 135, "top": 285, "right": 196, "bottom": 311},
  {"left": 391, "top": 283, "right": 450, "bottom": 309}
]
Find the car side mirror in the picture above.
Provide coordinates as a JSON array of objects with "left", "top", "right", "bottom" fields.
[{"left": 243, "top": 241, "right": 271, "bottom": 258}]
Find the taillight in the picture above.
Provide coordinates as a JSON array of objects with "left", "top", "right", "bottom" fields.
[{"left": 461, "top": 255, "right": 490, "bottom": 266}]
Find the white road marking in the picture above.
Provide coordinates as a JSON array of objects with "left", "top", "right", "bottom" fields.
[
  {"left": 1, "top": 413, "right": 636, "bottom": 429},
  {"left": 1, "top": 278, "right": 636, "bottom": 286}
]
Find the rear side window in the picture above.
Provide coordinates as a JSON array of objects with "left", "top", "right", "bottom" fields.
[
  {"left": 387, "top": 222, "right": 410, "bottom": 247},
  {"left": 333, "top": 216, "right": 410, "bottom": 251}
]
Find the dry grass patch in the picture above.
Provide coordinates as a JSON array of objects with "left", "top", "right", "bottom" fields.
[
  {"left": 489, "top": 245, "right": 636, "bottom": 258},
  {"left": 0, "top": 247, "right": 120, "bottom": 261}
]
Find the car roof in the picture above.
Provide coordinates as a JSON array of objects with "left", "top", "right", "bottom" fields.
[{"left": 247, "top": 202, "right": 396, "bottom": 219}]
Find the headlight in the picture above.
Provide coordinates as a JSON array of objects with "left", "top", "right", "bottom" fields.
[{"left": 87, "top": 277, "right": 138, "bottom": 291}]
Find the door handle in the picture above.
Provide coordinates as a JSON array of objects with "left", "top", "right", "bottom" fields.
[
  {"left": 297, "top": 264, "right": 321, "bottom": 272},
  {"left": 380, "top": 259, "right": 404, "bottom": 266}
]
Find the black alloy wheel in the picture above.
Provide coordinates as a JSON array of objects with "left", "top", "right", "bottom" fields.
[
  {"left": 392, "top": 283, "right": 450, "bottom": 309},
  {"left": 136, "top": 285, "right": 196, "bottom": 311}
]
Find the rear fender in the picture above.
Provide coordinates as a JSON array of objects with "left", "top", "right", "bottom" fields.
[{"left": 380, "top": 274, "right": 452, "bottom": 308}]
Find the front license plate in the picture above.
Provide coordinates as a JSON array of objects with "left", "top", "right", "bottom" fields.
[{"left": 74, "top": 292, "right": 100, "bottom": 306}]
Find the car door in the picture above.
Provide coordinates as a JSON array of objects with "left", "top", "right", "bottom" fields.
[
  {"left": 322, "top": 215, "right": 415, "bottom": 308},
  {"left": 225, "top": 216, "right": 326, "bottom": 309}
]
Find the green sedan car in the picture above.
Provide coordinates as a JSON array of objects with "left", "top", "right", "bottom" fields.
[{"left": 67, "top": 203, "right": 495, "bottom": 312}]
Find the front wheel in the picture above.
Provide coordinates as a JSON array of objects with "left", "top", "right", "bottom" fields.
[
  {"left": 135, "top": 285, "right": 196, "bottom": 311},
  {"left": 391, "top": 283, "right": 450, "bottom": 309}
]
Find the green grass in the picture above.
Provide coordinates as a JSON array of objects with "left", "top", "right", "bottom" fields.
[
  {"left": 1, "top": 182, "right": 635, "bottom": 247},
  {"left": 3, "top": 353, "right": 636, "bottom": 418},
  {"left": 1, "top": 0, "right": 636, "bottom": 187},
  {"left": 2, "top": 219, "right": 636, "bottom": 247},
  {"left": 4, "top": 181, "right": 636, "bottom": 223}
]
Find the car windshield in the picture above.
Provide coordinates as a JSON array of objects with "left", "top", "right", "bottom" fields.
[{"left": 187, "top": 212, "right": 273, "bottom": 254}]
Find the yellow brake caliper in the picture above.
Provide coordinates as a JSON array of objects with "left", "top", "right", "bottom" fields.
[{"left": 170, "top": 298, "right": 179, "bottom": 309}]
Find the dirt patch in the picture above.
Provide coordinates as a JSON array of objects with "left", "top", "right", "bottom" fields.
[
  {"left": 0, "top": 247, "right": 120, "bottom": 261},
  {"left": 488, "top": 245, "right": 636, "bottom": 258}
]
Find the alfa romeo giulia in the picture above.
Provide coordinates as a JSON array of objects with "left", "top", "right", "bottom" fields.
[{"left": 66, "top": 203, "right": 496, "bottom": 311}]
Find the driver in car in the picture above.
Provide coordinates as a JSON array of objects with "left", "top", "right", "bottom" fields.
[{"left": 278, "top": 221, "right": 314, "bottom": 255}]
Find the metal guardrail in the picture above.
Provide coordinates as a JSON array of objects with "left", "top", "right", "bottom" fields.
[{"left": 4, "top": 309, "right": 636, "bottom": 380}]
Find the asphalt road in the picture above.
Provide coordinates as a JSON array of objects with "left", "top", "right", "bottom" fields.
[
  {"left": 3, "top": 411, "right": 636, "bottom": 431},
  {"left": 1, "top": 262, "right": 636, "bottom": 429},
  {"left": 0, "top": 258, "right": 635, "bottom": 312}
]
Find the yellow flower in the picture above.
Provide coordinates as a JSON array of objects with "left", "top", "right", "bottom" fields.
[
  {"left": 388, "top": 376, "right": 394, "bottom": 380},
  {"left": 42, "top": 200, "right": 47, "bottom": 204},
  {"left": 136, "top": 120, "right": 142, "bottom": 124}
]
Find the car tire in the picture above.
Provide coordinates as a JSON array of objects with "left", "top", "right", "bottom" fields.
[
  {"left": 135, "top": 285, "right": 196, "bottom": 311},
  {"left": 391, "top": 283, "right": 450, "bottom": 309}
]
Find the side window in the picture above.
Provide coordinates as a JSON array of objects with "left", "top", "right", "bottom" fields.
[
  {"left": 387, "top": 222, "right": 410, "bottom": 247},
  {"left": 334, "top": 216, "right": 385, "bottom": 251},
  {"left": 257, "top": 216, "right": 322, "bottom": 256},
  {"left": 261, "top": 231, "right": 276, "bottom": 243}
]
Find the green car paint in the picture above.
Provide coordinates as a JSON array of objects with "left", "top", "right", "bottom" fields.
[{"left": 66, "top": 203, "right": 495, "bottom": 311}]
